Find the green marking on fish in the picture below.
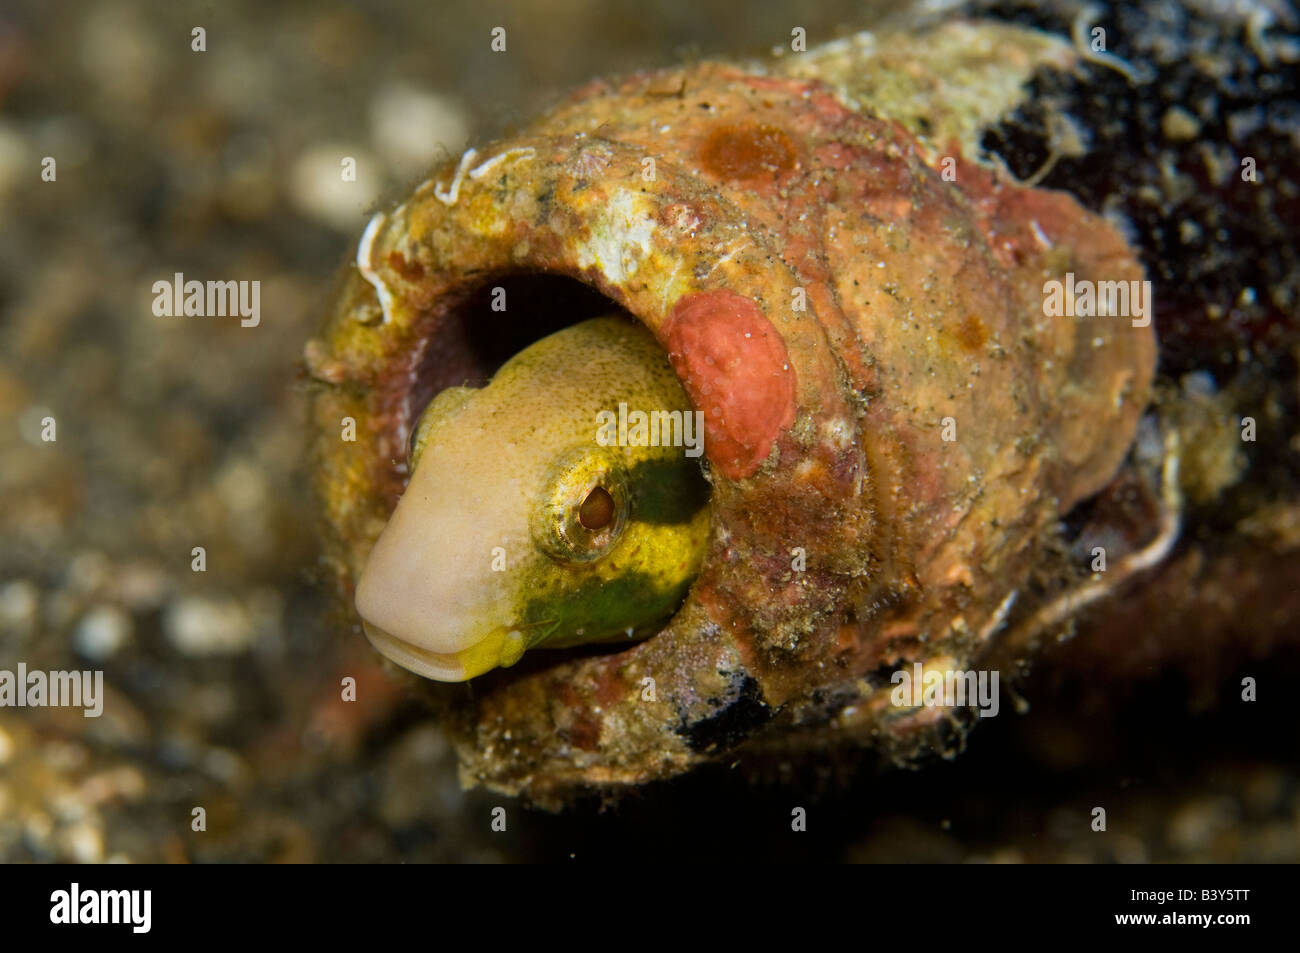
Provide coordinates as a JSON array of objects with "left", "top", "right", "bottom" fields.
[{"left": 355, "top": 316, "right": 711, "bottom": 681}]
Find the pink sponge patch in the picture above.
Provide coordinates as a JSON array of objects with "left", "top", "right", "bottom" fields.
[{"left": 663, "top": 289, "right": 797, "bottom": 479}]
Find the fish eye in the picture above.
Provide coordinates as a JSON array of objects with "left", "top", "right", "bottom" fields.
[
  {"left": 532, "top": 448, "right": 629, "bottom": 564},
  {"left": 579, "top": 486, "right": 616, "bottom": 530}
]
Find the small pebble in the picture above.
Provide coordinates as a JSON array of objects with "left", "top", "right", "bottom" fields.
[
  {"left": 73, "top": 604, "right": 132, "bottom": 660},
  {"left": 1161, "top": 105, "right": 1200, "bottom": 141},
  {"left": 115, "top": 562, "right": 170, "bottom": 611},
  {"left": 24, "top": 812, "right": 53, "bottom": 852},
  {"left": 59, "top": 822, "right": 104, "bottom": 864},
  {"left": 67, "top": 550, "right": 111, "bottom": 594},
  {"left": 0, "top": 579, "right": 39, "bottom": 635},
  {"left": 17, "top": 404, "right": 56, "bottom": 446},
  {"left": 165, "top": 595, "right": 256, "bottom": 656},
  {"left": 1167, "top": 796, "right": 1238, "bottom": 851},
  {"left": 0, "top": 121, "right": 31, "bottom": 195},
  {"left": 288, "top": 143, "right": 380, "bottom": 231},
  {"left": 370, "top": 83, "right": 469, "bottom": 180}
]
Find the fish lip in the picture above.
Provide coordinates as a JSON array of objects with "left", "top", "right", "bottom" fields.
[{"left": 362, "top": 622, "right": 468, "bottom": 682}]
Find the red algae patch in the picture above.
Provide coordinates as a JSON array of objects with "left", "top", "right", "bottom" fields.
[
  {"left": 663, "top": 289, "right": 797, "bottom": 479},
  {"left": 698, "top": 123, "right": 797, "bottom": 184}
]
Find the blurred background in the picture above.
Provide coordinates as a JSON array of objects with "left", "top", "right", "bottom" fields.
[{"left": 0, "top": 0, "right": 1297, "bottom": 862}]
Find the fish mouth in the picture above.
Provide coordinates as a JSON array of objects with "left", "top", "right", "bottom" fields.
[
  {"left": 361, "top": 622, "right": 469, "bottom": 682},
  {"left": 361, "top": 621, "right": 526, "bottom": 683}
]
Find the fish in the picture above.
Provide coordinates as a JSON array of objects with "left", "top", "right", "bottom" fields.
[{"left": 354, "top": 316, "right": 711, "bottom": 681}]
